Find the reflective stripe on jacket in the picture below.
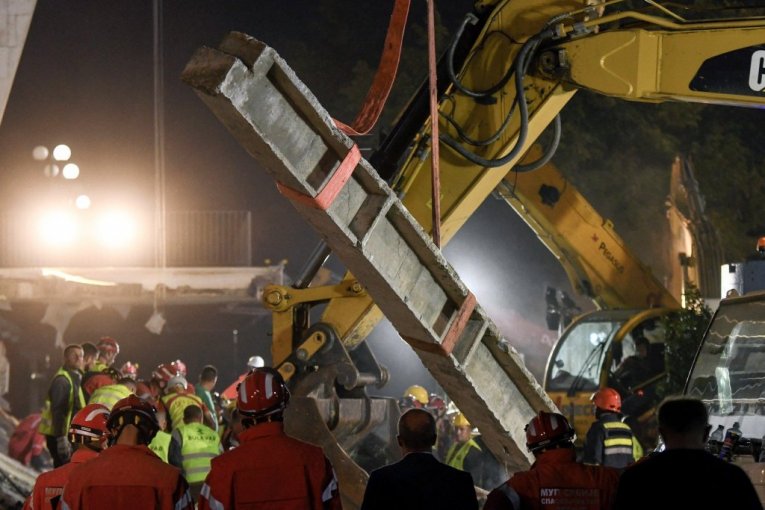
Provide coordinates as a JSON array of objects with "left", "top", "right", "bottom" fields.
[
  {"left": 602, "top": 421, "right": 639, "bottom": 467},
  {"left": 179, "top": 422, "right": 220, "bottom": 483},
  {"left": 149, "top": 430, "right": 172, "bottom": 463},
  {"left": 88, "top": 384, "right": 132, "bottom": 411},
  {"left": 39, "top": 369, "right": 85, "bottom": 437}
]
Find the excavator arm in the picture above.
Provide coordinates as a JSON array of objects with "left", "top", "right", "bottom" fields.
[{"left": 183, "top": 2, "right": 765, "bottom": 507}]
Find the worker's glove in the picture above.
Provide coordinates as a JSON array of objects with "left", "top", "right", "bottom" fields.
[{"left": 56, "top": 435, "right": 71, "bottom": 462}]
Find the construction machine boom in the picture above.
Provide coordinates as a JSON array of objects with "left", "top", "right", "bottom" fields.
[{"left": 183, "top": 1, "right": 765, "bottom": 507}]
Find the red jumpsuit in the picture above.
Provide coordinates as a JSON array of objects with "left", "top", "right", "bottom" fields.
[
  {"left": 60, "top": 444, "right": 194, "bottom": 510},
  {"left": 484, "top": 448, "right": 619, "bottom": 510},
  {"left": 198, "top": 421, "right": 342, "bottom": 510},
  {"left": 24, "top": 448, "right": 98, "bottom": 510}
]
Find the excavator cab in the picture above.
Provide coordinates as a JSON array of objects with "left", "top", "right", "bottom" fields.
[{"left": 544, "top": 308, "right": 676, "bottom": 447}]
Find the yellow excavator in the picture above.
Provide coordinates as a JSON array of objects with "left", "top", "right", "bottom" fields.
[{"left": 183, "top": 1, "right": 765, "bottom": 506}]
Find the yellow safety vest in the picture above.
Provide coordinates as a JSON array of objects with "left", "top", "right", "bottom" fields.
[
  {"left": 446, "top": 438, "right": 481, "bottom": 471},
  {"left": 90, "top": 361, "right": 109, "bottom": 373},
  {"left": 39, "top": 368, "right": 86, "bottom": 436},
  {"left": 179, "top": 422, "right": 220, "bottom": 483},
  {"left": 88, "top": 384, "right": 132, "bottom": 411},
  {"left": 602, "top": 421, "right": 643, "bottom": 462},
  {"left": 162, "top": 393, "right": 206, "bottom": 431},
  {"left": 149, "top": 430, "right": 172, "bottom": 463}
]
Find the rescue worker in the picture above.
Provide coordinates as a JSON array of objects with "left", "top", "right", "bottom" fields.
[
  {"left": 119, "top": 361, "right": 139, "bottom": 380},
  {"left": 400, "top": 384, "right": 429, "bottom": 409},
  {"left": 88, "top": 377, "right": 136, "bottom": 411},
  {"left": 151, "top": 362, "right": 179, "bottom": 398},
  {"left": 161, "top": 374, "right": 215, "bottom": 430},
  {"left": 25, "top": 403, "right": 109, "bottom": 510},
  {"left": 61, "top": 394, "right": 194, "bottom": 510},
  {"left": 445, "top": 412, "right": 505, "bottom": 490},
  {"left": 583, "top": 387, "right": 642, "bottom": 468},
  {"left": 170, "top": 405, "right": 222, "bottom": 500},
  {"left": 195, "top": 365, "right": 219, "bottom": 431},
  {"left": 484, "top": 411, "right": 620, "bottom": 510},
  {"left": 148, "top": 406, "right": 171, "bottom": 463},
  {"left": 198, "top": 367, "right": 342, "bottom": 510},
  {"left": 91, "top": 336, "right": 120, "bottom": 372},
  {"left": 221, "top": 354, "right": 264, "bottom": 400},
  {"left": 39, "top": 344, "right": 86, "bottom": 467}
]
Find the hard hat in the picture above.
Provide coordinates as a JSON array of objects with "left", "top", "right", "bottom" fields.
[
  {"left": 247, "top": 355, "right": 265, "bottom": 369},
  {"left": 757, "top": 236, "right": 765, "bottom": 256},
  {"left": 107, "top": 394, "right": 159, "bottom": 442},
  {"left": 591, "top": 387, "right": 622, "bottom": 413},
  {"left": 237, "top": 367, "right": 290, "bottom": 419},
  {"left": 120, "top": 361, "right": 138, "bottom": 379},
  {"left": 170, "top": 359, "right": 187, "bottom": 376},
  {"left": 403, "top": 385, "right": 429, "bottom": 405},
  {"left": 152, "top": 363, "right": 177, "bottom": 384},
  {"left": 428, "top": 393, "right": 446, "bottom": 411},
  {"left": 525, "top": 411, "right": 576, "bottom": 453},
  {"left": 167, "top": 375, "right": 188, "bottom": 391},
  {"left": 97, "top": 336, "right": 120, "bottom": 355},
  {"left": 69, "top": 403, "right": 110, "bottom": 445},
  {"left": 453, "top": 412, "right": 470, "bottom": 428}
]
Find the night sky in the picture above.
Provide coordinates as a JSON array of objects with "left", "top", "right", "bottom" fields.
[{"left": 0, "top": 1, "right": 578, "bottom": 413}]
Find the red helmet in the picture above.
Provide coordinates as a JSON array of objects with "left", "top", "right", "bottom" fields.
[
  {"left": 591, "top": 387, "right": 622, "bottom": 413},
  {"left": 69, "top": 403, "right": 110, "bottom": 444},
  {"left": 171, "top": 359, "right": 187, "bottom": 377},
  {"left": 107, "top": 394, "right": 159, "bottom": 442},
  {"left": 152, "top": 363, "right": 177, "bottom": 385},
  {"left": 525, "top": 411, "right": 575, "bottom": 453},
  {"left": 120, "top": 361, "right": 138, "bottom": 379},
  {"left": 237, "top": 367, "right": 290, "bottom": 419},
  {"left": 428, "top": 394, "right": 446, "bottom": 411},
  {"left": 97, "top": 336, "right": 120, "bottom": 355}
]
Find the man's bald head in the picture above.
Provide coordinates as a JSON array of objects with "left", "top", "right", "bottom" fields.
[{"left": 398, "top": 408, "right": 437, "bottom": 452}]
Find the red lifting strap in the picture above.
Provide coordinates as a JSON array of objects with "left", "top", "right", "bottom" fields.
[
  {"left": 277, "top": 145, "right": 362, "bottom": 210},
  {"left": 334, "top": 0, "right": 411, "bottom": 136},
  {"left": 402, "top": 291, "right": 477, "bottom": 357}
]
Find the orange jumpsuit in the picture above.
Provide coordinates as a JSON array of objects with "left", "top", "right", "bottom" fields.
[
  {"left": 24, "top": 448, "right": 97, "bottom": 510},
  {"left": 60, "top": 444, "right": 194, "bottom": 510},
  {"left": 198, "top": 421, "right": 342, "bottom": 510},
  {"left": 484, "top": 448, "right": 619, "bottom": 510}
]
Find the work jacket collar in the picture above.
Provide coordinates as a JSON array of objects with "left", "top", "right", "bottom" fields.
[
  {"left": 533, "top": 447, "right": 576, "bottom": 467},
  {"left": 239, "top": 421, "right": 284, "bottom": 442}
]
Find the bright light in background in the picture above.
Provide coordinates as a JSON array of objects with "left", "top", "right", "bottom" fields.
[
  {"left": 52, "top": 144, "right": 71, "bottom": 161},
  {"left": 62, "top": 163, "right": 80, "bottom": 180},
  {"left": 96, "top": 211, "right": 136, "bottom": 248},
  {"left": 32, "top": 145, "right": 49, "bottom": 161},
  {"left": 75, "top": 194, "right": 91, "bottom": 210},
  {"left": 39, "top": 211, "right": 77, "bottom": 246}
]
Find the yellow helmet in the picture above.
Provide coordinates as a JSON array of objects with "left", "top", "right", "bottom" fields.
[
  {"left": 453, "top": 412, "right": 470, "bottom": 428},
  {"left": 403, "top": 385, "right": 429, "bottom": 405}
]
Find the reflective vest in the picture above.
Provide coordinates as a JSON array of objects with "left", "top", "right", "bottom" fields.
[
  {"left": 446, "top": 438, "right": 481, "bottom": 470},
  {"left": 602, "top": 421, "right": 641, "bottom": 468},
  {"left": 149, "top": 430, "right": 172, "bottom": 463},
  {"left": 178, "top": 422, "right": 220, "bottom": 483},
  {"left": 88, "top": 384, "right": 132, "bottom": 411},
  {"left": 39, "top": 369, "right": 85, "bottom": 436},
  {"left": 162, "top": 393, "right": 206, "bottom": 431},
  {"left": 90, "top": 361, "right": 109, "bottom": 373}
]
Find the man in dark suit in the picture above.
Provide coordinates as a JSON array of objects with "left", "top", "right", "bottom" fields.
[{"left": 360, "top": 408, "right": 478, "bottom": 510}]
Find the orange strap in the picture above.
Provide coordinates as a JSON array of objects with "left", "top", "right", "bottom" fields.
[
  {"left": 402, "top": 292, "right": 477, "bottom": 357},
  {"left": 426, "top": 0, "right": 441, "bottom": 248},
  {"left": 334, "top": 0, "right": 411, "bottom": 136},
  {"left": 277, "top": 145, "right": 361, "bottom": 210}
]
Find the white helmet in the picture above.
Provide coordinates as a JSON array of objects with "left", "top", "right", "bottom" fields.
[
  {"left": 247, "top": 355, "right": 265, "bottom": 369},
  {"left": 167, "top": 375, "right": 188, "bottom": 391}
]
